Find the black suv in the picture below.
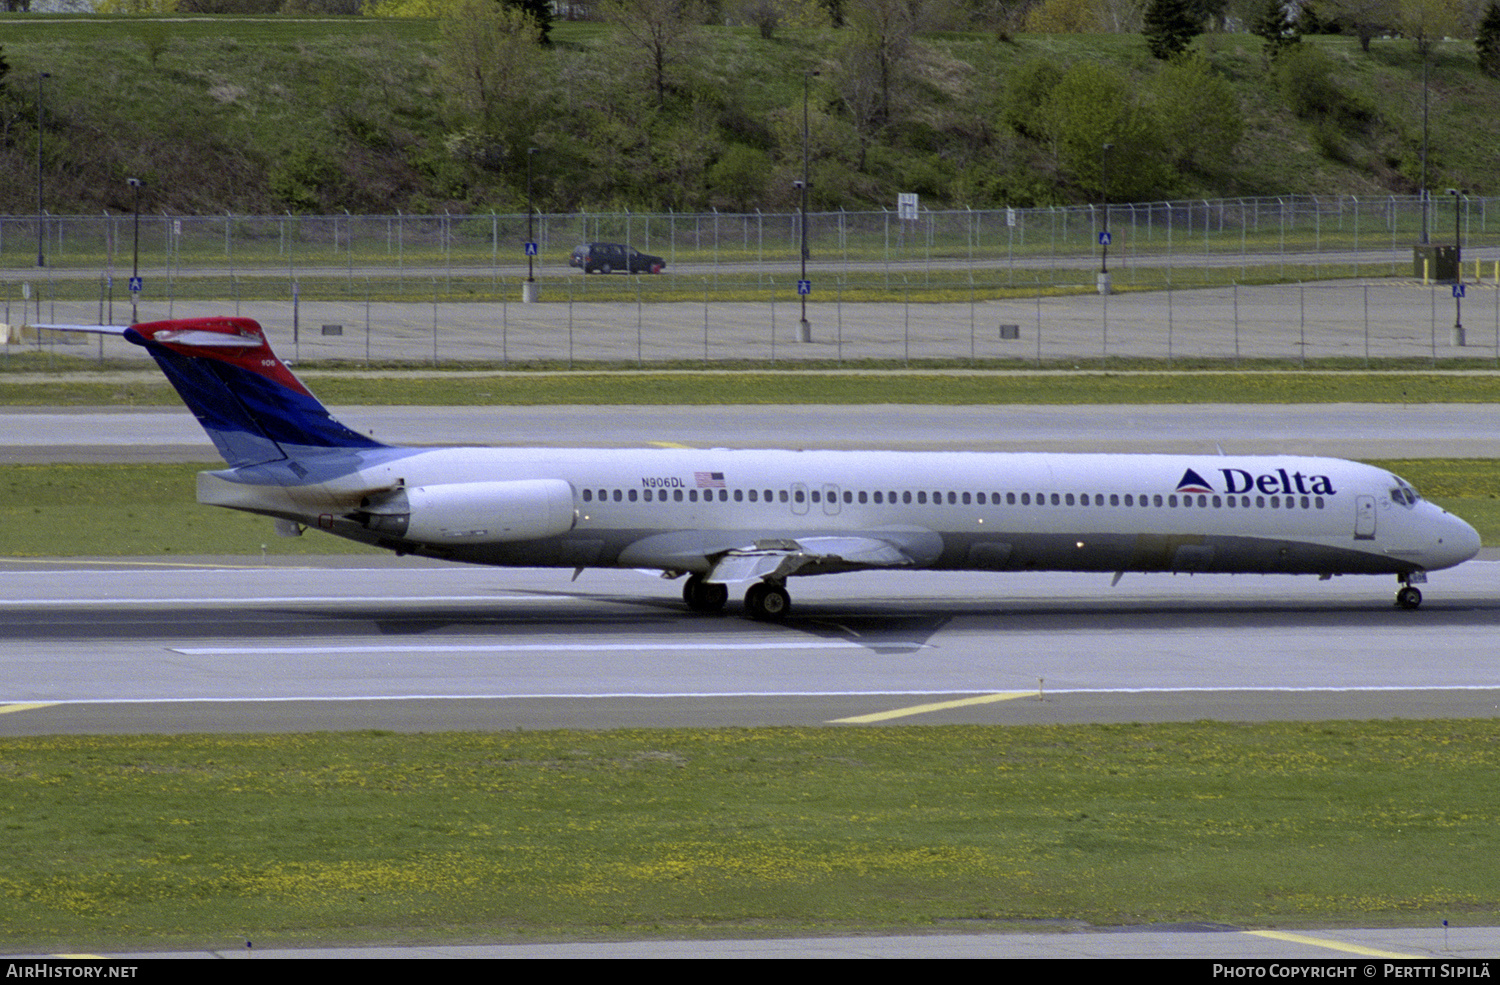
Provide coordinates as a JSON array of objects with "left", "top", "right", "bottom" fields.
[{"left": 569, "top": 242, "right": 666, "bottom": 274}]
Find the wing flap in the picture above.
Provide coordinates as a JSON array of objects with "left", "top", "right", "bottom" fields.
[{"left": 704, "top": 535, "right": 919, "bottom": 584}]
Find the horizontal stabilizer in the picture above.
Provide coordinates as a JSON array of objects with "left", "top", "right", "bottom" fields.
[{"left": 11, "top": 323, "right": 128, "bottom": 344}]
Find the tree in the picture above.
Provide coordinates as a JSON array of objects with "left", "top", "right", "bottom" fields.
[
  {"left": 1149, "top": 54, "right": 1243, "bottom": 170},
  {"left": 436, "top": 0, "right": 545, "bottom": 127},
  {"left": 835, "top": 0, "right": 938, "bottom": 144},
  {"left": 1142, "top": 0, "right": 1203, "bottom": 60},
  {"left": 599, "top": 0, "right": 703, "bottom": 109},
  {"left": 1395, "top": 0, "right": 1462, "bottom": 58},
  {"left": 369, "top": 0, "right": 551, "bottom": 37},
  {"left": 708, "top": 143, "right": 771, "bottom": 210},
  {"left": 1040, "top": 62, "right": 1170, "bottom": 199},
  {"left": 1251, "top": 0, "right": 1300, "bottom": 64},
  {"left": 1313, "top": 0, "right": 1396, "bottom": 53},
  {"left": 1479, "top": 1, "right": 1500, "bottom": 78}
]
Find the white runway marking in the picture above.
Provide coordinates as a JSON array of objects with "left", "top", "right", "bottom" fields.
[
  {"left": 169, "top": 640, "right": 924, "bottom": 656},
  {"left": 0, "top": 595, "right": 572, "bottom": 606},
  {"left": 6, "top": 684, "right": 1498, "bottom": 706}
]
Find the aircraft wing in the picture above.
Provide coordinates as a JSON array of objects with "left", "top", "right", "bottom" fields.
[{"left": 704, "top": 534, "right": 921, "bottom": 584}]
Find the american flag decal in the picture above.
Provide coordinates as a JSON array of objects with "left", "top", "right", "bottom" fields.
[{"left": 695, "top": 471, "right": 726, "bottom": 488}]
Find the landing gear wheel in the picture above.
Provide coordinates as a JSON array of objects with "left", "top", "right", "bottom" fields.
[
  {"left": 1396, "top": 585, "right": 1423, "bottom": 610},
  {"left": 682, "top": 574, "right": 728, "bottom": 613},
  {"left": 744, "top": 581, "right": 790, "bottom": 622}
]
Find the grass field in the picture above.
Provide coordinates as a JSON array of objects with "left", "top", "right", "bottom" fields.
[
  {"left": 12, "top": 366, "right": 1500, "bottom": 406},
  {"left": 3, "top": 722, "right": 1498, "bottom": 951}
]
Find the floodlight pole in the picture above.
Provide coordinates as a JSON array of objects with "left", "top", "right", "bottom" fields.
[
  {"left": 797, "top": 69, "right": 819, "bottom": 342},
  {"left": 36, "top": 72, "right": 50, "bottom": 268},
  {"left": 128, "top": 177, "right": 144, "bottom": 324},
  {"left": 1450, "top": 188, "right": 1465, "bottom": 345}
]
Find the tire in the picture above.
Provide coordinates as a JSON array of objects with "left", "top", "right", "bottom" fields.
[
  {"left": 600, "top": 262, "right": 613, "bottom": 275},
  {"left": 745, "top": 581, "right": 790, "bottom": 622},
  {"left": 1396, "top": 585, "right": 1423, "bottom": 610},
  {"left": 683, "top": 575, "right": 728, "bottom": 613}
]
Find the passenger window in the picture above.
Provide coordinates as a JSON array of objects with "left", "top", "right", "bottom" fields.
[{"left": 628, "top": 490, "right": 638, "bottom": 502}]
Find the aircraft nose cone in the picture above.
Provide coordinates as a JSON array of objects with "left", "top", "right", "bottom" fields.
[{"left": 1435, "top": 511, "right": 1482, "bottom": 569}]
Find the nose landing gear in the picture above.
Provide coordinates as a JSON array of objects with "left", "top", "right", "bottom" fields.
[{"left": 1395, "top": 573, "right": 1425, "bottom": 610}]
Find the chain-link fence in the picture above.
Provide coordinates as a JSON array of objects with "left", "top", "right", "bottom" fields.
[
  {"left": 4, "top": 194, "right": 1496, "bottom": 366},
  {"left": 10, "top": 279, "right": 1497, "bottom": 369},
  {"left": 4, "top": 194, "right": 1492, "bottom": 277}
]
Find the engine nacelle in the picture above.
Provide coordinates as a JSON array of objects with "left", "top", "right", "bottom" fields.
[{"left": 355, "top": 479, "right": 576, "bottom": 544}]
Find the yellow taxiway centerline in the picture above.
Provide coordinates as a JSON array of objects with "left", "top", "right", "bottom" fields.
[
  {"left": 831, "top": 692, "right": 1034, "bottom": 724},
  {"left": 0, "top": 703, "right": 59, "bottom": 716},
  {"left": 1245, "top": 929, "right": 1421, "bottom": 958}
]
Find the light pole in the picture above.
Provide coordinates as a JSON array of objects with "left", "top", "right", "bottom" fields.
[
  {"left": 1098, "top": 142, "right": 1113, "bottom": 295},
  {"left": 1420, "top": 58, "right": 1430, "bottom": 245},
  {"left": 797, "top": 69, "right": 819, "bottom": 343},
  {"left": 36, "top": 71, "right": 50, "bottom": 268},
  {"left": 523, "top": 147, "right": 538, "bottom": 303},
  {"left": 128, "top": 177, "right": 145, "bottom": 324},
  {"left": 1449, "top": 188, "right": 1465, "bottom": 346}
]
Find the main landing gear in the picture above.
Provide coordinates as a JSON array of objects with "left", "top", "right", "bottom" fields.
[
  {"left": 682, "top": 573, "right": 729, "bottom": 613},
  {"left": 682, "top": 574, "right": 790, "bottom": 621},
  {"left": 744, "top": 580, "right": 791, "bottom": 622}
]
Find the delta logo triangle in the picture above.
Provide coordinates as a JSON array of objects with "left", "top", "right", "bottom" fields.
[{"left": 1176, "top": 468, "right": 1215, "bottom": 493}]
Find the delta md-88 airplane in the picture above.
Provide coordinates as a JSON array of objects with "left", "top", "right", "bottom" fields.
[{"left": 51, "top": 317, "right": 1480, "bottom": 620}]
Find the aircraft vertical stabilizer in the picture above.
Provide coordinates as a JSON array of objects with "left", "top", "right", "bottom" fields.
[{"left": 124, "top": 317, "right": 385, "bottom": 468}]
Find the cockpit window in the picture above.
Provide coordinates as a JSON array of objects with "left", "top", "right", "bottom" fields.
[{"left": 1389, "top": 477, "right": 1421, "bottom": 508}]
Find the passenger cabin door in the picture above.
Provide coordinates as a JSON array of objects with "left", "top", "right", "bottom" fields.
[
  {"left": 822, "top": 484, "right": 841, "bottom": 516},
  {"left": 790, "top": 482, "right": 809, "bottom": 516},
  {"left": 1354, "top": 495, "right": 1376, "bottom": 540}
]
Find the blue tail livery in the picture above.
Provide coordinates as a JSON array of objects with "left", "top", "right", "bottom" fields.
[{"left": 125, "top": 317, "right": 385, "bottom": 468}]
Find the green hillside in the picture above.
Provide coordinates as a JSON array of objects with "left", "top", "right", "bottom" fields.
[{"left": 1, "top": 13, "right": 1497, "bottom": 215}]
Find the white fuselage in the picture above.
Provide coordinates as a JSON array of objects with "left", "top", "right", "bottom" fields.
[{"left": 199, "top": 446, "right": 1481, "bottom": 582}]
